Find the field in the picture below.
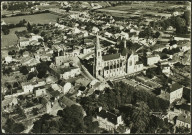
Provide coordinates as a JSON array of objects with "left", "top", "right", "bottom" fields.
[
  {"left": 96, "top": 2, "right": 185, "bottom": 19},
  {"left": 1, "top": 27, "right": 27, "bottom": 58},
  {"left": 3, "top": 13, "right": 60, "bottom": 24}
]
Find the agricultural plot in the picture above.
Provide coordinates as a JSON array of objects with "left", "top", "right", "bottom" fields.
[
  {"left": 3, "top": 13, "right": 60, "bottom": 24},
  {"left": 1, "top": 27, "right": 27, "bottom": 49}
]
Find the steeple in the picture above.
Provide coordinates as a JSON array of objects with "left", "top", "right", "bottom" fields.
[{"left": 96, "top": 32, "right": 101, "bottom": 50}]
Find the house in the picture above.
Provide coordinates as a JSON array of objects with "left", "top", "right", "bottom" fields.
[
  {"left": 176, "top": 114, "right": 191, "bottom": 129},
  {"left": 2, "top": 97, "right": 18, "bottom": 111},
  {"left": 58, "top": 81, "right": 72, "bottom": 95},
  {"left": 92, "top": 26, "right": 99, "bottom": 33},
  {"left": 120, "top": 31, "right": 129, "bottom": 40},
  {"left": 51, "top": 83, "right": 62, "bottom": 92},
  {"left": 75, "top": 77, "right": 91, "bottom": 87},
  {"left": 169, "top": 82, "right": 184, "bottom": 104},
  {"left": 23, "top": 51, "right": 30, "bottom": 57},
  {"left": 19, "top": 37, "right": 30, "bottom": 48},
  {"left": 21, "top": 82, "right": 34, "bottom": 93},
  {"left": 60, "top": 67, "right": 81, "bottom": 80},
  {"left": 76, "top": 86, "right": 86, "bottom": 97},
  {"left": 50, "top": 90, "right": 61, "bottom": 101},
  {"left": 96, "top": 107, "right": 124, "bottom": 131},
  {"left": 147, "top": 55, "right": 160, "bottom": 66},
  {"left": 46, "top": 76, "right": 58, "bottom": 84},
  {"left": 5, "top": 55, "right": 12, "bottom": 64},
  {"left": 174, "top": 104, "right": 190, "bottom": 116},
  {"left": 161, "top": 64, "right": 171, "bottom": 76},
  {"left": 58, "top": 96, "right": 76, "bottom": 108},
  {"left": 33, "top": 86, "right": 47, "bottom": 97}
]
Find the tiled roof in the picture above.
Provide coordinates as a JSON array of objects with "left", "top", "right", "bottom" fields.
[
  {"left": 102, "top": 53, "right": 120, "bottom": 61},
  {"left": 170, "top": 83, "right": 183, "bottom": 93}
]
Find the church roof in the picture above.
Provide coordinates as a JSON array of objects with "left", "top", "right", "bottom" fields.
[
  {"left": 102, "top": 53, "right": 120, "bottom": 61},
  {"left": 121, "top": 48, "right": 129, "bottom": 56}
]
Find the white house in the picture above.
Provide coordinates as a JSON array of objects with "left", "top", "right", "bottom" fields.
[
  {"left": 96, "top": 107, "right": 124, "bottom": 131},
  {"left": 161, "top": 64, "right": 171, "bottom": 75},
  {"left": 60, "top": 67, "right": 81, "bottom": 80},
  {"left": 21, "top": 82, "right": 34, "bottom": 93},
  {"left": 147, "top": 55, "right": 161, "bottom": 66},
  {"left": 19, "top": 37, "right": 30, "bottom": 48},
  {"left": 92, "top": 26, "right": 99, "bottom": 33}
]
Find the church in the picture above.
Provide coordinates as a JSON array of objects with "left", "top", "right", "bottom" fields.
[{"left": 93, "top": 33, "right": 143, "bottom": 79}]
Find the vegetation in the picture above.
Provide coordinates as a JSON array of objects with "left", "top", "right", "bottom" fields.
[
  {"left": 3, "top": 118, "right": 25, "bottom": 133},
  {"left": 32, "top": 105, "right": 99, "bottom": 133},
  {"left": 78, "top": 80, "right": 170, "bottom": 133}
]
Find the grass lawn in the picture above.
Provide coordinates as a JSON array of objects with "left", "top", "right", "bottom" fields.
[
  {"left": 1, "top": 27, "right": 27, "bottom": 48},
  {"left": 1, "top": 27, "right": 26, "bottom": 58},
  {"left": 3, "top": 13, "right": 60, "bottom": 24}
]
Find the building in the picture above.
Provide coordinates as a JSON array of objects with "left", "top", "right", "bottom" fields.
[
  {"left": 176, "top": 114, "right": 191, "bottom": 129},
  {"left": 169, "top": 82, "right": 184, "bottom": 104},
  {"left": 19, "top": 37, "right": 30, "bottom": 48},
  {"left": 60, "top": 67, "right": 81, "bottom": 80},
  {"left": 96, "top": 107, "right": 124, "bottom": 131},
  {"left": 147, "top": 55, "right": 160, "bottom": 66},
  {"left": 93, "top": 34, "right": 143, "bottom": 79},
  {"left": 58, "top": 81, "right": 72, "bottom": 95},
  {"left": 33, "top": 86, "right": 47, "bottom": 97}
]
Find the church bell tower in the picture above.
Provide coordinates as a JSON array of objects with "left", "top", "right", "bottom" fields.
[{"left": 93, "top": 33, "right": 103, "bottom": 78}]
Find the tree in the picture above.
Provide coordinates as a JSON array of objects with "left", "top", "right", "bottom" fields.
[
  {"left": 32, "top": 108, "right": 39, "bottom": 115},
  {"left": 19, "top": 66, "right": 29, "bottom": 75},
  {"left": 33, "top": 28, "right": 39, "bottom": 34},
  {"left": 36, "top": 62, "right": 49, "bottom": 78},
  {"left": 27, "top": 22, "right": 32, "bottom": 31},
  {"left": 153, "top": 32, "right": 160, "bottom": 39},
  {"left": 4, "top": 118, "right": 25, "bottom": 133},
  {"left": 182, "top": 10, "right": 190, "bottom": 26},
  {"left": 2, "top": 25, "right": 10, "bottom": 35},
  {"left": 40, "top": 31, "right": 46, "bottom": 37},
  {"left": 27, "top": 72, "right": 37, "bottom": 80},
  {"left": 130, "top": 101, "right": 150, "bottom": 133}
]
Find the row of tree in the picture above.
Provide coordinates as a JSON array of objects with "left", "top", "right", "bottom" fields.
[
  {"left": 149, "top": 10, "right": 190, "bottom": 34},
  {"left": 2, "top": 19, "right": 27, "bottom": 35}
]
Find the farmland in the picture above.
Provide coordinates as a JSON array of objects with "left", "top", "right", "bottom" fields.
[
  {"left": 95, "top": 2, "right": 185, "bottom": 19},
  {"left": 1, "top": 27, "right": 27, "bottom": 58},
  {"left": 3, "top": 13, "right": 60, "bottom": 24}
]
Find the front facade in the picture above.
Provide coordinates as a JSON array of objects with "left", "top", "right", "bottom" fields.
[{"left": 93, "top": 34, "right": 143, "bottom": 79}]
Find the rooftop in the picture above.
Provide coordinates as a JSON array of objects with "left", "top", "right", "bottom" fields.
[
  {"left": 170, "top": 82, "right": 183, "bottom": 93},
  {"left": 97, "top": 109, "right": 119, "bottom": 125},
  {"left": 102, "top": 53, "right": 120, "bottom": 61}
]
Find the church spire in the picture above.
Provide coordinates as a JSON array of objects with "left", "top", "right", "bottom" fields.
[{"left": 96, "top": 32, "right": 101, "bottom": 50}]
